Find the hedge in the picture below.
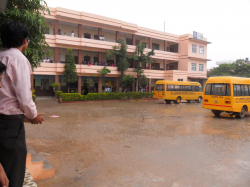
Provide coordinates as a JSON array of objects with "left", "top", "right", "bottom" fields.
[{"left": 60, "top": 92, "right": 153, "bottom": 102}]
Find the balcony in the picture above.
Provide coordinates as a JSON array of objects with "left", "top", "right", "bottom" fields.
[{"left": 45, "top": 35, "right": 180, "bottom": 61}]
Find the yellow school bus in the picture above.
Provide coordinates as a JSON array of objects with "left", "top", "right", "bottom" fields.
[
  {"left": 202, "top": 77, "right": 250, "bottom": 118},
  {"left": 153, "top": 80, "right": 203, "bottom": 104}
]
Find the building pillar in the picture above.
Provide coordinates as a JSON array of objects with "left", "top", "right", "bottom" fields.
[
  {"left": 78, "top": 49, "right": 82, "bottom": 64},
  {"left": 55, "top": 75, "right": 59, "bottom": 83},
  {"left": 98, "top": 77, "right": 102, "bottom": 93},
  {"left": 148, "top": 37, "right": 152, "bottom": 49},
  {"left": 98, "top": 28, "right": 102, "bottom": 38},
  {"left": 149, "top": 63, "right": 152, "bottom": 69},
  {"left": 78, "top": 76, "right": 81, "bottom": 94},
  {"left": 55, "top": 47, "right": 59, "bottom": 63},
  {"left": 78, "top": 24, "right": 82, "bottom": 38},
  {"left": 54, "top": 20, "right": 58, "bottom": 35},
  {"left": 98, "top": 52, "right": 102, "bottom": 62},
  {"left": 132, "top": 60, "right": 135, "bottom": 68},
  {"left": 148, "top": 78, "right": 151, "bottom": 92},
  {"left": 116, "top": 31, "right": 119, "bottom": 41},
  {"left": 164, "top": 60, "right": 167, "bottom": 70},
  {"left": 132, "top": 83, "right": 135, "bottom": 92},
  {"left": 164, "top": 40, "right": 168, "bottom": 51},
  {"left": 132, "top": 34, "right": 136, "bottom": 45},
  {"left": 31, "top": 74, "right": 34, "bottom": 90},
  {"left": 116, "top": 77, "right": 119, "bottom": 92}
]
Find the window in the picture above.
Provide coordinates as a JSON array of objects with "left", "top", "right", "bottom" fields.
[
  {"left": 152, "top": 43, "right": 160, "bottom": 50},
  {"left": 175, "top": 85, "right": 181, "bottom": 91},
  {"left": 45, "top": 28, "right": 50, "bottom": 34},
  {"left": 191, "top": 63, "right": 196, "bottom": 71},
  {"left": 167, "top": 85, "right": 175, "bottom": 91},
  {"left": 135, "top": 39, "right": 140, "bottom": 45},
  {"left": 142, "top": 43, "right": 147, "bottom": 48},
  {"left": 41, "top": 79, "right": 49, "bottom": 90},
  {"left": 192, "top": 44, "right": 197, "bottom": 53},
  {"left": 94, "top": 35, "right": 99, "bottom": 40},
  {"left": 233, "top": 84, "right": 250, "bottom": 96},
  {"left": 209, "top": 84, "right": 230, "bottom": 96},
  {"left": 199, "top": 46, "right": 204, "bottom": 54},
  {"left": 170, "top": 44, "right": 178, "bottom": 53},
  {"left": 126, "top": 38, "right": 133, "bottom": 45},
  {"left": 178, "top": 79, "right": 183, "bottom": 81},
  {"left": 199, "top": 64, "right": 204, "bottom": 72},
  {"left": 205, "top": 84, "right": 211, "bottom": 95},
  {"left": 155, "top": 84, "right": 164, "bottom": 91},
  {"left": 84, "top": 33, "right": 91, "bottom": 39}
]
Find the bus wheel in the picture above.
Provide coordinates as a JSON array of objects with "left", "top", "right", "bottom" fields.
[
  {"left": 174, "top": 97, "right": 181, "bottom": 104},
  {"left": 212, "top": 110, "right": 221, "bottom": 117},
  {"left": 236, "top": 106, "right": 247, "bottom": 118},
  {"left": 197, "top": 97, "right": 202, "bottom": 103},
  {"left": 165, "top": 100, "right": 171, "bottom": 104}
]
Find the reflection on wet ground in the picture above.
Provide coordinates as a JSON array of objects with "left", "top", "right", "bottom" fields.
[{"left": 27, "top": 98, "right": 250, "bottom": 187}]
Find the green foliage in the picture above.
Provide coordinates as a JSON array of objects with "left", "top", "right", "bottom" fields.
[
  {"left": 0, "top": 0, "right": 51, "bottom": 69},
  {"left": 52, "top": 83, "right": 61, "bottom": 88},
  {"left": 139, "top": 75, "right": 148, "bottom": 88},
  {"left": 63, "top": 48, "right": 77, "bottom": 92},
  {"left": 86, "top": 78, "right": 94, "bottom": 92},
  {"left": 60, "top": 93, "right": 82, "bottom": 101},
  {"left": 31, "top": 89, "right": 35, "bottom": 94},
  {"left": 208, "top": 59, "right": 250, "bottom": 77},
  {"left": 121, "top": 75, "right": 135, "bottom": 87},
  {"left": 130, "top": 43, "right": 155, "bottom": 91},
  {"left": 97, "top": 66, "right": 111, "bottom": 80},
  {"left": 71, "top": 90, "right": 74, "bottom": 93},
  {"left": 107, "top": 39, "right": 129, "bottom": 78},
  {"left": 55, "top": 91, "right": 62, "bottom": 97},
  {"left": 59, "top": 92, "right": 153, "bottom": 102},
  {"left": 32, "top": 94, "right": 36, "bottom": 103}
]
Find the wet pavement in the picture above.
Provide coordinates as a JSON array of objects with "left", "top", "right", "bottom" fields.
[{"left": 26, "top": 98, "right": 250, "bottom": 187}]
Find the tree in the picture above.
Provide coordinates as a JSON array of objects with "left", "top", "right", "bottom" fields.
[
  {"left": 208, "top": 59, "right": 250, "bottom": 77},
  {"left": 0, "top": 0, "right": 51, "bottom": 69},
  {"left": 107, "top": 39, "right": 129, "bottom": 79},
  {"left": 130, "top": 43, "right": 155, "bottom": 91},
  {"left": 63, "top": 48, "right": 77, "bottom": 93},
  {"left": 97, "top": 66, "right": 111, "bottom": 82},
  {"left": 86, "top": 78, "right": 94, "bottom": 93},
  {"left": 121, "top": 75, "right": 135, "bottom": 90},
  {"left": 139, "top": 75, "right": 148, "bottom": 89}
]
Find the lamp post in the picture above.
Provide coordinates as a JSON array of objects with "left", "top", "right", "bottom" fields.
[{"left": 0, "top": 0, "right": 8, "bottom": 13}]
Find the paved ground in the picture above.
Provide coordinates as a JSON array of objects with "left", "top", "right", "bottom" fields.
[{"left": 26, "top": 98, "right": 250, "bottom": 187}]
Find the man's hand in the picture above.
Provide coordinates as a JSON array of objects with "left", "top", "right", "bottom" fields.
[
  {"left": 0, "top": 164, "right": 9, "bottom": 187},
  {"left": 29, "top": 113, "right": 44, "bottom": 124}
]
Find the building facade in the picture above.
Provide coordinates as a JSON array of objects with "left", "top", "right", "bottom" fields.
[{"left": 33, "top": 7, "right": 211, "bottom": 96}]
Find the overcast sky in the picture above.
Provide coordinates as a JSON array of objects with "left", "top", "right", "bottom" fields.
[{"left": 45, "top": 0, "right": 250, "bottom": 69}]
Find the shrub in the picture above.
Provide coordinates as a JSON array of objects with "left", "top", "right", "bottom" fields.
[
  {"left": 60, "top": 93, "right": 82, "bottom": 101},
  {"left": 55, "top": 91, "right": 63, "bottom": 97},
  {"left": 59, "top": 92, "right": 153, "bottom": 102}
]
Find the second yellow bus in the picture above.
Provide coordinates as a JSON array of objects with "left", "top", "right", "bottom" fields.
[{"left": 153, "top": 80, "right": 203, "bottom": 104}]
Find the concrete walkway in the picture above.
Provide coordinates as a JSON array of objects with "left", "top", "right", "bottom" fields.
[{"left": 23, "top": 168, "right": 37, "bottom": 187}]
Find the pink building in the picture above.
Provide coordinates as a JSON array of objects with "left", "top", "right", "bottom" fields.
[{"left": 33, "top": 7, "right": 211, "bottom": 96}]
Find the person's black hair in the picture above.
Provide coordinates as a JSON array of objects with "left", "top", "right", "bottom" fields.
[
  {"left": 0, "top": 61, "right": 6, "bottom": 74},
  {"left": 0, "top": 21, "right": 30, "bottom": 49}
]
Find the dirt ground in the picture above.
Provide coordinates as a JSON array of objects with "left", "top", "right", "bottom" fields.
[{"left": 26, "top": 98, "right": 250, "bottom": 187}]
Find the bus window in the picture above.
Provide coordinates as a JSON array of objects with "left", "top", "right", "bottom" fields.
[
  {"left": 167, "top": 85, "right": 174, "bottom": 91},
  {"left": 205, "top": 84, "right": 211, "bottom": 95},
  {"left": 244, "top": 85, "right": 249, "bottom": 96},
  {"left": 226, "top": 84, "right": 231, "bottom": 96},
  {"left": 154, "top": 84, "right": 164, "bottom": 91},
  {"left": 210, "top": 84, "right": 230, "bottom": 96},
  {"left": 234, "top": 85, "right": 241, "bottom": 96},
  {"left": 175, "top": 85, "right": 181, "bottom": 91}
]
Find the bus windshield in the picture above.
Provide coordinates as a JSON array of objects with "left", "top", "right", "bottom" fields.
[
  {"left": 205, "top": 83, "right": 231, "bottom": 96},
  {"left": 154, "top": 84, "right": 164, "bottom": 91}
]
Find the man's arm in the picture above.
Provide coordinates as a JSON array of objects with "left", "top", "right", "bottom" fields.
[{"left": 0, "top": 164, "right": 9, "bottom": 187}]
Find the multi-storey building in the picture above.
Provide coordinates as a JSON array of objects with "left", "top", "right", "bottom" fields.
[{"left": 33, "top": 7, "right": 211, "bottom": 96}]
